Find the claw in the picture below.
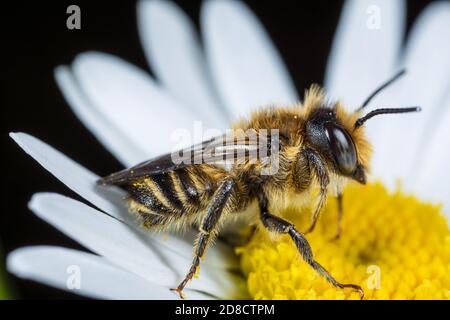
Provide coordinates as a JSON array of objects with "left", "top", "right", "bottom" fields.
[
  {"left": 355, "top": 286, "right": 365, "bottom": 300},
  {"left": 170, "top": 287, "right": 186, "bottom": 299},
  {"left": 304, "top": 222, "right": 317, "bottom": 235},
  {"left": 340, "top": 284, "right": 364, "bottom": 300},
  {"left": 329, "top": 232, "right": 341, "bottom": 241}
]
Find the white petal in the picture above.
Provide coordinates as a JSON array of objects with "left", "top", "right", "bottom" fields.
[
  {"left": 369, "top": 2, "right": 450, "bottom": 188},
  {"left": 7, "top": 246, "right": 211, "bottom": 300},
  {"left": 137, "top": 0, "right": 229, "bottom": 127},
  {"left": 29, "top": 193, "right": 172, "bottom": 282},
  {"left": 325, "top": 0, "right": 405, "bottom": 110},
  {"left": 54, "top": 66, "right": 146, "bottom": 166},
  {"left": 201, "top": 0, "right": 298, "bottom": 119},
  {"left": 29, "top": 192, "right": 242, "bottom": 299},
  {"left": 412, "top": 96, "right": 450, "bottom": 216},
  {"left": 71, "top": 52, "right": 205, "bottom": 162},
  {"left": 10, "top": 132, "right": 127, "bottom": 220}
]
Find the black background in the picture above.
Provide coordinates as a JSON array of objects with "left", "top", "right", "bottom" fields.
[{"left": 1, "top": 0, "right": 437, "bottom": 299}]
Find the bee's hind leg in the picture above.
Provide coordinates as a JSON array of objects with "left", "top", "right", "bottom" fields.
[
  {"left": 259, "top": 195, "right": 364, "bottom": 299},
  {"left": 171, "top": 178, "right": 235, "bottom": 299}
]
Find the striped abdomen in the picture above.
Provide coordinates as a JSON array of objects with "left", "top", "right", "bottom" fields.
[{"left": 122, "top": 166, "right": 225, "bottom": 228}]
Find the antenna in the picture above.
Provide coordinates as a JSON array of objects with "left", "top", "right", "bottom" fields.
[
  {"left": 354, "top": 107, "right": 421, "bottom": 129},
  {"left": 357, "top": 69, "right": 407, "bottom": 112}
]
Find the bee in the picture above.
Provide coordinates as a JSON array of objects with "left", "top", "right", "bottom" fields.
[{"left": 98, "top": 69, "right": 420, "bottom": 299}]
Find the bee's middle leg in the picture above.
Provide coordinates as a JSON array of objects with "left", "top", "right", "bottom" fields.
[
  {"left": 259, "top": 196, "right": 364, "bottom": 299},
  {"left": 171, "top": 178, "right": 235, "bottom": 299}
]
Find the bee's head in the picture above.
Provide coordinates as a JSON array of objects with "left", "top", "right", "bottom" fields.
[
  {"left": 305, "top": 106, "right": 368, "bottom": 184},
  {"left": 303, "top": 73, "right": 420, "bottom": 184}
]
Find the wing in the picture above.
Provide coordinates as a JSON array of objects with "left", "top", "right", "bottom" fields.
[{"left": 98, "top": 132, "right": 279, "bottom": 186}]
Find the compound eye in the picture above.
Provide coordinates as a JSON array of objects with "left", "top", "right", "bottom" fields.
[{"left": 324, "top": 123, "right": 357, "bottom": 175}]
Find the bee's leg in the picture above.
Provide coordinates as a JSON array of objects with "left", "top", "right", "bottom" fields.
[
  {"left": 303, "top": 149, "right": 329, "bottom": 234},
  {"left": 259, "top": 197, "right": 364, "bottom": 299},
  {"left": 171, "top": 178, "right": 235, "bottom": 299},
  {"left": 331, "top": 192, "right": 343, "bottom": 240}
]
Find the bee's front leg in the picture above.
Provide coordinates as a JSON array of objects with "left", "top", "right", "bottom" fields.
[
  {"left": 171, "top": 178, "right": 235, "bottom": 299},
  {"left": 331, "top": 192, "right": 343, "bottom": 240},
  {"left": 259, "top": 195, "right": 364, "bottom": 299},
  {"left": 303, "top": 148, "right": 329, "bottom": 234}
]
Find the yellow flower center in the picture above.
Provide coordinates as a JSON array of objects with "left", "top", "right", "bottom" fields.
[{"left": 236, "top": 182, "right": 450, "bottom": 300}]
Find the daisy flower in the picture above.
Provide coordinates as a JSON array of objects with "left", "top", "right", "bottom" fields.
[{"left": 7, "top": 0, "right": 450, "bottom": 300}]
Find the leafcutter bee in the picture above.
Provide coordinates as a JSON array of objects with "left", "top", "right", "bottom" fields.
[{"left": 98, "top": 70, "right": 420, "bottom": 299}]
